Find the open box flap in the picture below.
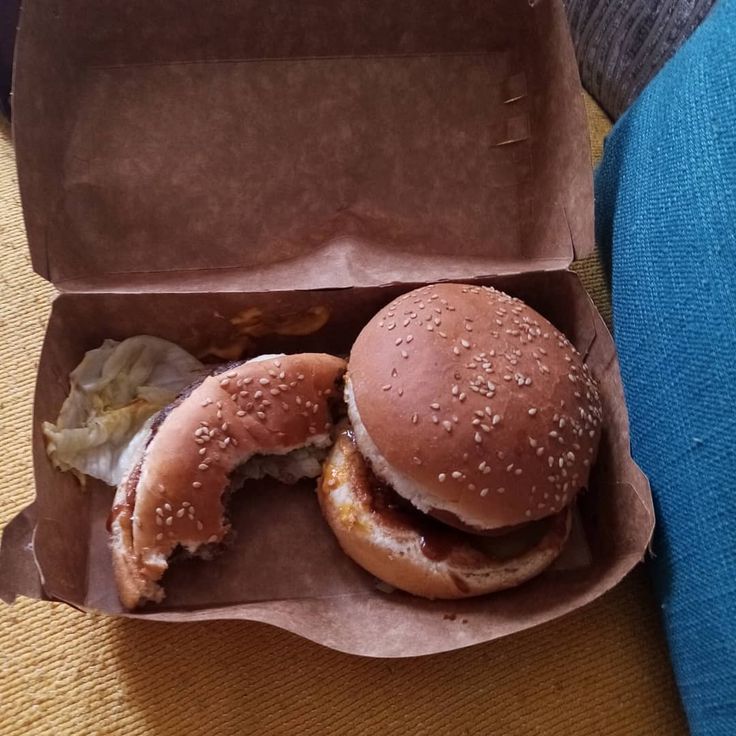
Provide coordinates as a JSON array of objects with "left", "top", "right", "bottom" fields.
[{"left": 13, "top": 0, "right": 593, "bottom": 292}]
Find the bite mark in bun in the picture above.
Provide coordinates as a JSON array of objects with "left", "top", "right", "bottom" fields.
[{"left": 110, "top": 353, "right": 345, "bottom": 609}]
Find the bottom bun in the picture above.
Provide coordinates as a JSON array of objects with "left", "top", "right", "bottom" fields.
[{"left": 318, "top": 423, "right": 572, "bottom": 599}]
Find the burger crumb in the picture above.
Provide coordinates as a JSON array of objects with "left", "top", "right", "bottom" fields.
[{"left": 443, "top": 613, "right": 457, "bottom": 621}]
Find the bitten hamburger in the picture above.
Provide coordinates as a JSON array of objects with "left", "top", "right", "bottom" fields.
[
  {"left": 109, "top": 352, "right": 345, "bottom": 609},
  {"left": 318, "top": 284, "right": 602, "bottom": 599}
]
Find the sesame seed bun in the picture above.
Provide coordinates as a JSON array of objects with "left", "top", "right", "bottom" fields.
[
  {"left": 110, "top": 352, "right": 346, "bottom": 609},
  {"left": 347, "top": 283, "right": 602, "bottom": 531},
  {"left": 318, "top": 423, "right": 572, "bottom": 599}
]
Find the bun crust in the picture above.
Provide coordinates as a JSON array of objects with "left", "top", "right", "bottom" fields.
[
  {"left": 110, "top": 353, "right": 346, "bottom": 609},
  {"left": 347, "top": 283, "right": 602, "bottom": 530},
  {"left": 318, "top": 424, "right": 572, "bottom": 599}
]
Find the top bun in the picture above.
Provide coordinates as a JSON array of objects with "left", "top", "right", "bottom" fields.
[
  {"left": 347, "top": 283, "right": 602, "bottom": 530},
  {"left": 111, "top": 352, "right": 346, "bottom": 608}
]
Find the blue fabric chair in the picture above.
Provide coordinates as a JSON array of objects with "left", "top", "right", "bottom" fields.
[{"left": 595, "top": 1, "right": 736, "bottom": 733}]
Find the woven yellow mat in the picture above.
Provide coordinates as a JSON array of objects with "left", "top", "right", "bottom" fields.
[{"left": 0, "top": 96, "right": 687, "bottom": 736}]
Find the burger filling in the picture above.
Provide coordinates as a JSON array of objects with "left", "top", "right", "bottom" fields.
[{"left": 344, "top": 429, "right": 556, "bottom": 564}]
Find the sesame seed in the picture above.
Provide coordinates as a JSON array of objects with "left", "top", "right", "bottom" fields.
[
  {"left": 237, "top": 410, "right": 246, "bottom": 417},
  {"left": 257, "top": 412, "right": 266, "bottom": 420},
  {"left": 474, "top": 432, "right": 482, "bottom": 444},
  {"left": 258, "top": 377, "right": 269, "bottom": 385},
  {"left": 401, "top": 350, "right": 409, "bottom": 359},
  {"left": 461, "top": 339, "right": 470, "bottom": 349},
  {"left": 536, "top": 447, "right": 545, "bottom": 456},
  {"left": 382, "top": 384, "right": 392, "bottom": 391},
  {"left": 492, "top": 414, "right": 501, "bottom": 425},
  {"left": 453, "top": 346, "right": 460, "bottom": 355},
  {"left": 438, "top": 473, "right": 447, "bottom": 482},
  {"left": 514, "top": 468, "right": 522, "bottom": 475},
  {"left": 165, "top": 516, "right": 173, "bottom": 526},
  {"left": 529, "top": 437, "right": 538, "bottom": 447},
  {"left": 497, "top": 487, "right": 505, "bottom": 494},
  {"left": 411, "top": 414, "right": 418, "bottom": 424},
  {"left": 442, "top": 421, "right": 453, "bottom": 433},
  {"left": 451, "top": 471, "right": 462, "bottom": 479},
  {"left": 176, "top": 508, "right": 185, "bottom": 518},
  {"left": 432, "top": 415, "right": 439, "bottom": 424},
  {"left": 156, "top": 533, "right": 163, "bottom": 541},
  {"left": 220, "top": 378, "right": 230, "bottom": 387}
]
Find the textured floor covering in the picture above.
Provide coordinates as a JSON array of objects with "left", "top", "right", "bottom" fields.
[{"left": 0, "top": 96, "right": 688, "bottom": 735}]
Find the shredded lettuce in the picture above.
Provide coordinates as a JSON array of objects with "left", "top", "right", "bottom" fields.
[
  {"left": 43, "top": 336, "right": 206, "bottom": 486},
  {"left": 234, "top": 447, "right": 326, "bottom": 486}
]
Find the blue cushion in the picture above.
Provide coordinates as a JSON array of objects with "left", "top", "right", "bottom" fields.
[{"left": 595, "top": 1, "right": 736, "bottom": 733}]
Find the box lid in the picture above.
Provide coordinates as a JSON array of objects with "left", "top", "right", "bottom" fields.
[{"left": 13, "top": 0, "right": 593, "bottom": 292}]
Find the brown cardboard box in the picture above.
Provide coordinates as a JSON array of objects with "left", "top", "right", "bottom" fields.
[{"left": 0, "top": 0, "right": 652, "bottom": 657}]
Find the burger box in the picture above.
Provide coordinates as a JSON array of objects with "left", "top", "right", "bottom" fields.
[{"left": 0, "top": 0, "right": 653, "bottom": 657}]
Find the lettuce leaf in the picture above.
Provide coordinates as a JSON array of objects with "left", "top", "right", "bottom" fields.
[{"left": 43, "top": 335, "right": 206, "bottom": 486}]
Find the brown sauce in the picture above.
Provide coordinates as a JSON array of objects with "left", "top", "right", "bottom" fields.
[
  {"left": 106, "top": 461, "right": 141, "bottom": 532},
  {"left": 344, "top": 429, "right": 550, "bottom": 563}
]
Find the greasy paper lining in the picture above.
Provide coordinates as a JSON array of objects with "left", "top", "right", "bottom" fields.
[{"left": 0, "top": 271, "right": 654, "bottom": 656}]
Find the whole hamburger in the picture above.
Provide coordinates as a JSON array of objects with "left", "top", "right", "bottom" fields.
[{"left": 318, "top": 283, "right": 602, "bottom": 599}]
